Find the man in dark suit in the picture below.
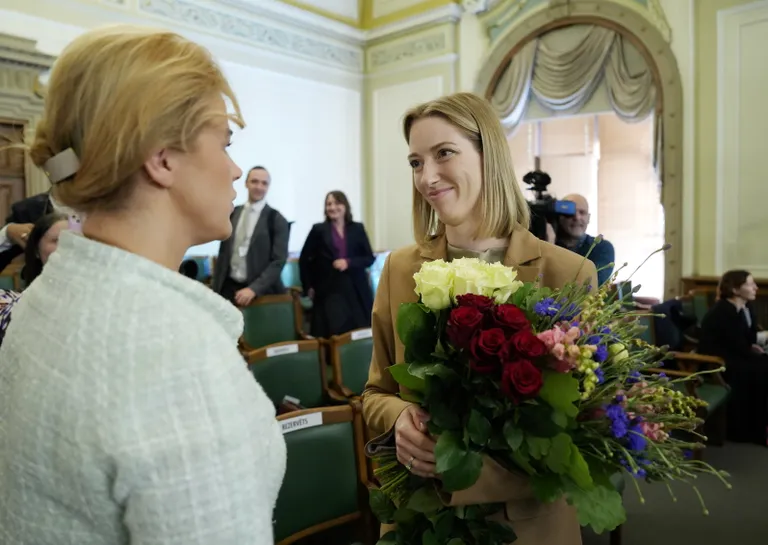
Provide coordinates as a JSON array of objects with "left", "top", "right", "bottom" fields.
[
  {"left": 212, "top": 166, "right": 290, "bottom": 306},
  {"left": 0, "top": 191, "right": 67, "bottom": 273}
]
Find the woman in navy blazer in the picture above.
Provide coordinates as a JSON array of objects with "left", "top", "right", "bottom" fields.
[{"left": 299, "top": 191, "right": 375, "bottom": 338}]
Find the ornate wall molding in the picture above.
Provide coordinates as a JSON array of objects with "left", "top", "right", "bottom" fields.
[
  {"left": 368, "top": 31, "right": 447, "bottom": 69},
  {"left": 0, "top": 34, "right": 55, "bottom": 196},
  {"left": 139, "top": 0, "right": 363, "bottom": 71}
]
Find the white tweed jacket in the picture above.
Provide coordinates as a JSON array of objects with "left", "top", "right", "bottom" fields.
[{"left": 0, "top": 231, "right": 286, "bottom": 545}]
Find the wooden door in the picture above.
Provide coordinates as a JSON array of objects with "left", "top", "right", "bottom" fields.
[{"left": 0, "top": 122, "right": 26, "bottom": 222}]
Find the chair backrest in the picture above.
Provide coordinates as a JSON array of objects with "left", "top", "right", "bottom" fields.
[
  {"left": 690, "top": 290, "right": 710, "bottom": 326},
  {"left": 247, "top": 340, "right": 327, "bottom": 409},
  {"left": 241, "top": 293, "right": 301, "bottom": 350},
  {"left": 274, "top": 405, "right": 367, "bottom": 545},
  {"left": 330, "top": 328, "right": 373, "bottom": 397}
]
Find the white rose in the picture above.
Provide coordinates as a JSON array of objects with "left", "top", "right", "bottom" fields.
[
  {"left": 451, "top": 258, "right": 490, "bottom": 299},
  {"left": 484, "top": 262, "right": 524, "bottom": 304},
  {"left": 413, "top": 260, "right": 454, "bottom": 310}
]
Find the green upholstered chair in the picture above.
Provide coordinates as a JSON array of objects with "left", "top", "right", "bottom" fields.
[
  {"left": 274, "top": 405, "right": 372, "bottom": 545},
  {"left": 0, "top": 275, "right": 15, "bottom": 291},
  {"left": 246, "top": 340, "right": 329, "bottom": 410},
  {"left": 239, "top": 292, "right": 305, "bottom": 352},
  {"left": 330, "top": 328, "right": 374, "bottom": 398}
]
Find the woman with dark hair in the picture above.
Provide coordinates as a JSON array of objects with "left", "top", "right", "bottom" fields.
[
  {"left": 699, "top": 270, "right": 768, "bottom": 445},
  {"left": 0, "top": 212, "right": 69, "bottom": 346},
  {"left": 299, "top": 190, "right": 375, "bottom": 337}
]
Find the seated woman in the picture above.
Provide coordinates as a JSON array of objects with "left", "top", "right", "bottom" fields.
[
  {"left": 699, "top": 270, "right": 768, "bottom": 445},
  {"left": 299, "top": 190, "right": 375, "bottom": 337},
  {"left": 0, "top": 212, "right": 69, "bottom": 345}
]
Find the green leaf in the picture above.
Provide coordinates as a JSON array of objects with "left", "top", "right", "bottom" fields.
[
  {"left": 545, "top": 433, "right": 573, "bottom": 474},
  {"left": 551, "top": 410, "right": 569, "bottom": 429},
  {"left": 468, "top": 410, "right": 492, "bottom": 446},
  {"left": 410, "top": 362, "right": 460, "bottom": 383},
  {"left": 447, "top": 539, "right": 466, "bottom": 545},
  {"left": 526, "top": 436, "right": 552, "bottom": 459},
  {"left": 397, "top": 303, "right": 438, "bottom": 362},
  {"left": 441, "top": 450, "right": 483, "bottom": 492},
  {"left": 369, "top": 487, "right": 396, "bottom": 524},
  {"left": 568, "top": 444, "right": 594, "bottom": 489},
  {"left": 518, "top": 404, "right": 563, "bottom": 438},
  {"left": 388, "top": 363, "right": 426, "bottom": 393},
  {"left": 531, "top": 473, "right": 565, "bottom": 503},
  {"left": 486, "top": 519, "right": 518, "bottom": 543},
  {"left": 430, "top": 400, "right": 462, "bottom": 430},
  {"left": 503, "top": 420, "right": 524, "bottom": 450},
  {"left": 392, "top": 506, "right": 417, "bottom": 524},
  {"left": 511, "top": 282, "right": 534, "bottom": 307},
  {"left": 376, "top": 531, "right": 397, "bottom": 545},
  {"left": 435, "top": 432, "right": 467, "bottom": 474},
  {"left": 422, "top": 528, "right": 439, "bottom": 545},
  {"left": 538, "top": 371, "right": 581, "bottom": 418},
  {"left": 396, "top": 302, "right": 432, "bottom": 345},
  {"left": 406, "top": 486, "right": 443, "bottom": 514},
  {"left": 400, "top": 391, "right": 423, "bottom": 404},
  {"left": 564, "top": 480, "right": 626, "bottom": 534},
  {"left": 432, "top": 510, "right": 456, "bottom": 541},
  {"left": 509, "top": 448, "right": 537, "bottom": 475},
  {"left": 488, "top": 433, "right": 508, "bottom": 451}
]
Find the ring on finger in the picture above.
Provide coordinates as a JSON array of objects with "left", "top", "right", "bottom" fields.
[{"left": 406, "top": 456, "right": 415, "bottom": 471}]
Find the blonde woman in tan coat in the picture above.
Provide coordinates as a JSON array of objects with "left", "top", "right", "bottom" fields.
[{"left": 362, "top": 92, "right": 597, "bottom": 544}]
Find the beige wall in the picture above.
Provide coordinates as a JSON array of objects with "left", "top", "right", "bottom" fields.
[{"left": 695, "top": 0, "right": 768, "bottom": 277}]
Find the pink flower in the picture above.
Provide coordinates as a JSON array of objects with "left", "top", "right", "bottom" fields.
[
  {"left": 537, "top": 328, "right": 565, "bottom": 349},
  {"left": 640, "top": 421, "right": 667, "bottom": 442},
  {"left": 564, "top": 326, "right": 581, "bottom": 344},
  {"left": 552, "top": 343, "right": 566, "bottom": 360}
]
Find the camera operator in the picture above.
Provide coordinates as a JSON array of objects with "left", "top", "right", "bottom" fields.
[{"left": 555, "top": 193, "right": 614, "bottom": 286}]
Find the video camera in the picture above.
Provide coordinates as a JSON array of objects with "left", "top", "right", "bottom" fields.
[{"left": 523, "top": 170, "right": 576, "bottom": 241}]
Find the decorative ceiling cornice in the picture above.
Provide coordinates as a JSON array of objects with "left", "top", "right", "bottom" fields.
[
  {"left": 0, "top": 34, "right": 56, "bottom": 72},
  {"left": 138, "top": 0, "right": 364, "bottom": 71}
]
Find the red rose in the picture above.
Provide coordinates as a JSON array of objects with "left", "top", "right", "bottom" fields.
[
  {"left": 456, "top": 294, "right": 495, "bottom": 311},
  {"left": 508, "top": 329, "right": 548, "bottom": 359},
  {"left": 501, "top": 359, "right": 543, "bottom": 403},
  {"left": 447, "top": 307, "right": 485, "bottom": 350},
  {"left": 469, "top": 328, "right": 508, "bottom": 374},
  {"left": 493, "top": 304, "right": 530, "bottom": 331}
]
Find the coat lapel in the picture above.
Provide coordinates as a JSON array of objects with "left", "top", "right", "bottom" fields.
[
  {"left": 503, "top": 227, "right": 542, "bottom": 283},
  {"left": 322, "top": 221, "right": 335, "bottom": 254}
]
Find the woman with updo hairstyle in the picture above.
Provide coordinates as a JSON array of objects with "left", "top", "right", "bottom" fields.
[{"left": 0, "top": 26, "right": 286, "bottom": 544}]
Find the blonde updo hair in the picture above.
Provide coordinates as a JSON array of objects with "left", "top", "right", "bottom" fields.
[
  {"left": 31, "top": 25, "right": 243, "bottom": 213},
  {"left": 403, "top": 92, "right": 530, "bottom": 245}
]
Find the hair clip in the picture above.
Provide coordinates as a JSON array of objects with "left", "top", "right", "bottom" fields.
[{"left": 43, "top": 148, "right": 80, "bottom": 184}]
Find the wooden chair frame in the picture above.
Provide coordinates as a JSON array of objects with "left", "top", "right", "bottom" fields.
[{"left": 276, "top": 404, "right": 375, "bottom": 545}]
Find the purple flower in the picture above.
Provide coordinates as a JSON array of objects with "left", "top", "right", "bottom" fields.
[
  {"left": 594, "top": 367, "right": 605, "bottom": 384},
  {"left": 628, "top": 424, "right": 647, "bottom": 452},
  {"left": 627, "top": 371, "right": 642, "bottom": 384},
  {"left": 594, "top": 345, "right": 608, "bottom": 363},
  {"left": 606, "top": 403, "right": 629, "bottom": 438},
  {"left": 534, "top": 298, "right": 559, "bottom": 317}
]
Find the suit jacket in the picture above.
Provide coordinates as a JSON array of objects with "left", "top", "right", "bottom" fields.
[
  {"left": 362, "top": 227, "right": 597, "bottom": 545},
  {"left": 699, "top": 299, "right": 759, "bottom": 361},
  {"left": 212, "top": 204, "right": 289, "bottom": 296},
  {"left": 0, "top": 193, "right": 53, "bottom": 273}
]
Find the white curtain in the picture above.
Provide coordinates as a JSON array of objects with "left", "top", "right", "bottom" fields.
[{"left": 489, "top": 25, "right": 660, "bottom": 174}]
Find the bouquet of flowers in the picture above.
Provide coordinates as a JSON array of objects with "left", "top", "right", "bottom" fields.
[{"left": 368, "top": 257, "right": 730, "bottom": 545}]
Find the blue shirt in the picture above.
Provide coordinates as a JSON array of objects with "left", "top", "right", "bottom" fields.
[{"left": 557, "top": 234, "right": 615, "bottom": 286}]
